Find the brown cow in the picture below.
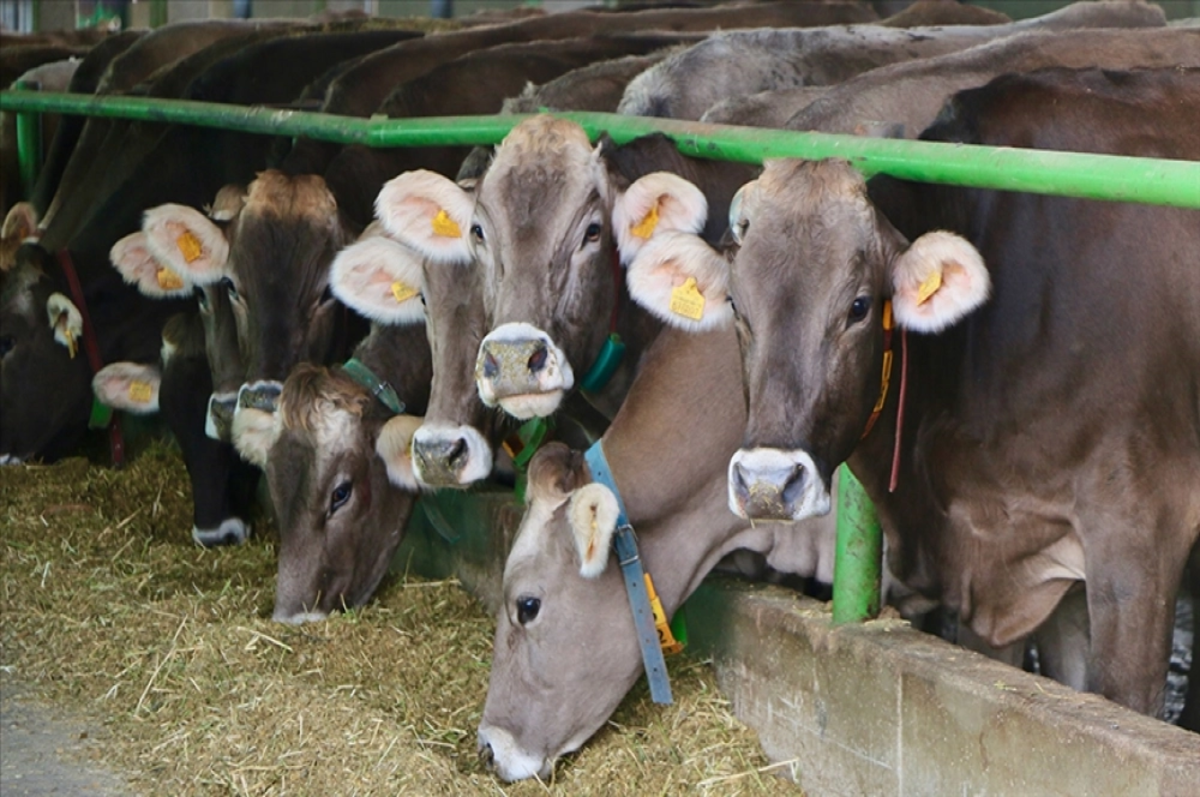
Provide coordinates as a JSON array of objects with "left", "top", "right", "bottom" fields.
[{"left": 622, "top": 67, "right": 1200, "bottom": 720}]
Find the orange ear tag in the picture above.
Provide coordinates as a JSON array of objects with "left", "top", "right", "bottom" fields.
[
  {"left": 128, "top": 380, "right": 154, "bottom": 404},
  {"left": 431, "top": 209, "right": 461, "bottom": 238},
  {"left": 156, "top": 266, "right": 185, "bottom": 291},
  {"left": 630, "top": 203, "right": 660, "bottom": 239},
  {"left": 176, "top": 231, "right": 203, "bottom": 264},
  {"left": 391, "top": 280, "right": 418, "bottom": 303},
  {"left": 917, "top": 271, "right": 942, "bottom": 305},
  {"left": 669, "top": 277, "right": 705, "bottom": 321}
]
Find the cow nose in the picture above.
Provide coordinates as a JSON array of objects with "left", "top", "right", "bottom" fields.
[
  {"left": 527, "top": 344, "right": 548, "bottom": 374},
  {"left": 237, "top": 381, "right": 283, "bottom": 413},
  {"left": 730, "top": 457, "right": 807, "bottom": 520},
  {"left": 481, "top": 351, "right": 500, "bottom": 379},
  {"left": 478, "top": 740, "right": 496, "bottom": 770},
  {"left": 413, "top": 435, "right": 468, "bottom": 485}
]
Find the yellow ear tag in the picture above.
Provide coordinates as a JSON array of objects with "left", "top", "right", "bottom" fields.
[
  {"left": 390, "top": 280, "right": 418, "bottom": 303},
  {"left": 176, "top": 231, "right": 203, "bottom": 264},
  {"left": 630, "top": 203, "right": 660, "bottom": 239},
  {"left": 916, "top": 270, "right": 942, "bottom": 305},
  {"left": 64, "top": 329, "right": 77, "bottom": 360},
  {"left": 669, "top": 276, "right": 705, "bottom": 321},
  {"left": 431, "top": 209, "right": 461, "bottom": 238},
  {"left": 156, "top": 266, "right": 184, "bottom": 291},
  {"left": 128, "top": 380, "right": 153, "bottom": 404}
]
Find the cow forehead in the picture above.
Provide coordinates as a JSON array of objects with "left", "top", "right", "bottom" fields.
[
  {"left": 479, "top": 118, "right": 604, "bottom": 218},
  {"left": 753, "top": 158, "right": 870, "bottom": 218},
  {"left": 243, "top": 170, "right": 339, "bottom": 223},
  {"left": 504, "top": 493, "right": 572, "bottom": 585}
]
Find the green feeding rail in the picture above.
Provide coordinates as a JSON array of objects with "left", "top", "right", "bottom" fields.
[{"left": 5, "top": 87, "right": 1197, "bottom": 626}]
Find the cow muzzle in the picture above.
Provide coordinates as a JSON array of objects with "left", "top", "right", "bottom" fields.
[
  {"left": 476, "top": 725, "right": 551, "bottom": 782},
  {"left": 728, "top": 448, "right": 831, "bottom": 522},
  {"left": 412, "top": 423, "right": 492, "bottom": 488},
  {"left": 205, "top": 391, "right": 238, "bottom": 442},
  {"left": 232, "top": 380, "right": 284, "bottom": 467},
  {"left": 475, "top": 323, "right": 574, "bottom": 420}
]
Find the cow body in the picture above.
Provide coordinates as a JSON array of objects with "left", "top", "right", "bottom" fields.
[
  {"left": 624, "top": 67, "right": 1200, "bottom": 719},
  {"left": 616, "top": 0, "right": 1164, "bottom": 121}
]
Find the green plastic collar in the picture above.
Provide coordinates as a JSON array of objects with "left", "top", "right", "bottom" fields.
[{"left": 342, "top": 358, "right": 405, "bottom": 415}]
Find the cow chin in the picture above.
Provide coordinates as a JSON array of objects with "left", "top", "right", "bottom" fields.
[
  {"left": 412, "top": 423, "right": 493, "bottom": 487},
  {"left": 495, "top": 390, "right": 566, "bottom": 421},
  {"left": 476, "top": 725, "right": 553, "bottom": 783},
  {"left": 727, "top": 448, "right": 832, "bottom": 522}
]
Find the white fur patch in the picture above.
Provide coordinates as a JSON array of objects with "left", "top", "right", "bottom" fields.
[
  {"left": 626, "top": 232, "right": 732, "bottom": 332},
  {"left": 272, "top": 608, "right": 329, "bottom": 625},
  {"left": 231, "top": 406, "right": 282, "bottom": 468},
  {"left": 92, "top": 362, "right": 161, "bottom": 414},
  {"left": 142, "top": 203, "right": 230, "bottom": 284},
  {"left": 891, "top": 230, "right": 989, "bottom": 333},
  {"left": 375, "top": 414, "right": 423, "bottom": 490},
  {"left": 476, "top": 725, "right": 550, "bottom": 783},
  {"left": 612, "top": 172, "right": 708, "bottom": 265},
  {"left": 411, "top": 423, "right": 493, "bottom": 487},
  {"left": 192, "top": 518, "right": 249, "bottom": 547},
  {"left": 206, "top": 391, "right": 238, "bottom": 442},
  {"left": 375, "top": 170, "right": 473, "bottom": 265},
  {"left": 110, "top": 231, "right": 193, "bottom": 298},
  {"left": 330, "top": 235, "right": 426, "bottom": 326},
  {"left": 568, "top": 483, "right": 618, "bottom": 579},
  {"left": 46, "top": 292, "right": 82, "bottom": 352}
]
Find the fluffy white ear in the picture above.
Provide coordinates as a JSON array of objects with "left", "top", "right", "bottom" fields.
[
  {"left": 890, "top": 230, "right": 989, "bottom": 333},
  {"left": 231, "top": 407, "right": 281, "bottom": 469},
  {"left": 375, "top": 414, "right": 424, "bottom": 490},
  {"left": 110, "top": 232, "right": 192, "bottom": 298},
  {"left": 375, "top": 170, "right": 473, "bottom": 265},
  {"left": 93, "top": 362, "right": 161, "bottom": 414},
  {"left": 142, "top": 203, "right": 230, "bottom": 284},
  {"left": 46, "top": 292, "right": 82, "bottom": 358},
  {"left": 330, "top": 232, "right": 426, "bottom": 326},
  {"left": 2, "top": 201, "right": 38, "bottom": 243},
  {"left": 626, "top": 231, "right": 732, "bottom": 332},
  {"left": 568, "top": 482, "right": 619, "bottom": 579},
  {"left": 612, "top": 171, "right": 707, "bottom": 265},
  {"left": 206, "top": 184, "right": 247, "bottom": 221}
]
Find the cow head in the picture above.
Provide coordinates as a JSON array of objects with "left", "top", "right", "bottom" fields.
[
  {"left": 624, "top": 159, "right": 989, "bottom": 522},
  {"left": 0, "top": 244, "right": 92, "bottom": 463},
  {"left": 379, "top": 116, "right": 708, "bottom": 421},
  {"left": 141, "top": 171, "right": 355, "bottom": 466},
  {"left": 347, "top": 195, "right": 494, "bottom": 489},
  {"left": 267, "top": 362, "right": 422, "bottom": 624}
]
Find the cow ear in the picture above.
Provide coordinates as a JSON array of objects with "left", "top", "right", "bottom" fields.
[
  {"left": 110, "top": 232, "right": 192, "bottom": 298},
  {"left": 568, "top": 483, "right": 618, "bottom": 578},
  {"left": 2, "top": 201, "right": 38, "bottom": 244},
  {"left": 626, "top": 231, "right": 732, "bottom": 332},
  {"left": 231, "top": 406, "right": 281, "bottom": 468},
  {"left": 330, "top": 230, "right": 426, "bottom": 326},
  {"left": 93, "top": 362, "right": 161, "bottom": 414},
  {"left": 890, "top": 230, "right": 989, "bottom": 333},
  {"left": 142, "top": 204, "right": 230, "bottom": 283},
  {"left": 45, "top": 292, "right": 82, "bottom": 358},
  {"left": 375, "top": 414, "right": 424, "bottom": 490},
  {"left": 375, "top": 170, "right": 473, "bottom": 265},
  {"left": 613, "top": 171, "right": 708, "bottom": 265}
]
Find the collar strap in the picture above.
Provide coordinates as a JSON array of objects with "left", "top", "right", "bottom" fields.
[
  {"left": 861, "top": 299, "right": 894, "bottom": 440},
  {"left": 57, "top": 248, "right": 124, "bottom": 467},
  {"left": 342, "top": 357, "right": 405, "bottom": 415},
  {"left": 584, "top": 440, "right": 674, "bottom": 705}
]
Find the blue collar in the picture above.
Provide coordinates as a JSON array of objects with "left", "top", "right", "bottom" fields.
[{"left": 584, "top": 440, "right": 673, "bottom": 705}]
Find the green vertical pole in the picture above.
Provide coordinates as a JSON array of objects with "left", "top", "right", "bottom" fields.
[
  {"left": 831, "top": 464, "right": 882, "bottom": 625},
  {"left": 150, "top": 0, "right": 168, "bottom": 28},
  {"left": 13, "top": 81, "right": 43, "bottom": 200}
]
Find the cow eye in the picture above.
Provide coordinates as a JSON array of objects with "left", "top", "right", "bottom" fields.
[
  {"left": 470, "top": 223, "right": 485, "bottom": 245},
  {"left": 0, "top": 335, "right": 14, "bottom": 357},
  {"left": 583, "top": 222, "right": 602, "bottom": 245},
  {"left": 516, "top": 596, "right": 541, "bottom": 625},
  {"left": 329, "top": 480, "right": 352, "bottom": 514},
  {"left": 849, "top": 296, "right": 871, "bottom": 324}
]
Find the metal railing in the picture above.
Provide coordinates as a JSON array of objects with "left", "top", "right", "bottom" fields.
[{"left": 4, "top": 87, "right": 1198, "bottom": 625}]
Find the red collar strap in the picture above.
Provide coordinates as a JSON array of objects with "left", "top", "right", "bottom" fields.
[
  {"left": 859, "top": 299, "right": 907, "bottom": 493},
  {"left": 57, "top": 248, "right": 124, "bottom": 467}
]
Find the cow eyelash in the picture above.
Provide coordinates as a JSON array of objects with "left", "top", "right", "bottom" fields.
[{"left": 583, "top": 222, "right": 602, "bottom": 246}]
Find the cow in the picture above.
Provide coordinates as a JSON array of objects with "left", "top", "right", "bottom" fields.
[
  {"left": 615, "top": 0, "right": 1163, "bottom": 121},
  {"left": 618, "top": 67, "right": 1200, "bottom": 721},
  {"left": 476, "top": 324, "right": 838, "bottom": 781}
]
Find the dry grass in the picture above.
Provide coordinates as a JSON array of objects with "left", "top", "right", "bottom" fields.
[{"left": 0, "top": 442, "right": 801, "bottom": 796}]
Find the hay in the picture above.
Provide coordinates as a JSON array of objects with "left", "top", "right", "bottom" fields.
[{"left": 1, "top": 442, "right": 801, "bottom": 795}]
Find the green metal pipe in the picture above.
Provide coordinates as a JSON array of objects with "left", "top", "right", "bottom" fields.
[
  {"left": 13, "top": 82, "right": 43, "bottom": 201},
  {"left": 1, "top": 91, "right": 1198, "bottom": 208},
  {"left": 832, "top": 465, "right": 883, "bottom": 625}
]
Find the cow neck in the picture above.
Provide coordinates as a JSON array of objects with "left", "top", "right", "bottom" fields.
[
  {"left": 577, "top": 248, "right": 627, "bottom": 394},
  {"left": 583, "top": 439, "right": 680, "bottom": 706},
  {"left": 342, "top": 357, "right": 405, "bottom": 415},
  {"left": 56, "top": 248, "right": 124, "bottom": 467},
  {"left": 859, "top": 299, "right": 907, "bottom": 492}
]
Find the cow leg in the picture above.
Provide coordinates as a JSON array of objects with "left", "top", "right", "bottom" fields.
[
  {"left": 1179, "top": 541, "right": 1200, "bottom": 731},
  {"left": 1033, "top": 584, "right": 1090, "bottom": 692},
  {"left": 160, "top": 353, "right": 249, "bottom": 547}
]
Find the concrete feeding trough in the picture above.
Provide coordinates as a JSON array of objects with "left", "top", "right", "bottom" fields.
[{"left": 398, "top": 489, "right": 1200, "bottom": 796}]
